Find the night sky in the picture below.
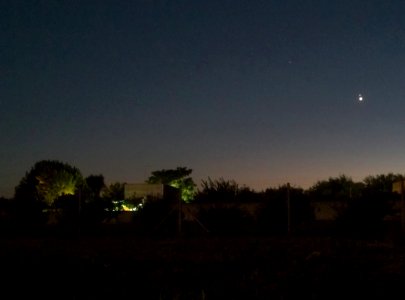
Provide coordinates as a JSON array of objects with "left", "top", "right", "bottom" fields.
[{"left": 2, "top": 0, "right": 405, "bottom": 197}]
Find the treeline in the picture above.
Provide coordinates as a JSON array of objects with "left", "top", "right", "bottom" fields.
[{"left": 0, "top": 160, "right": 403, "bottom": 237}]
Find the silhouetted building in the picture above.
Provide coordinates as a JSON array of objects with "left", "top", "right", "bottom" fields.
[{"left": 124, "top": 183, "right": 179, "bottom": 203}]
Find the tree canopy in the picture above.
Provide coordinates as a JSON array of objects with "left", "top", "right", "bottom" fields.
[
  {"left": 14, "top": 160, "right": 83, "bottom": 207},
  {"left": 146, "top": 167, "right": 196, "bottom": 202},
  {"left": 307, "top": 175, "right": 362, "bottom": 201},
  {"left": 363, "top": 173, "right": 403, "bottom": 193},
  {"left": 197, "top": 177, "right": 240, "bottom": 202}
]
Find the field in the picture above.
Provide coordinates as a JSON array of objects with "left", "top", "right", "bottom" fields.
[{"left": 2, "top": 233, "right": 405, "bottom": 299}]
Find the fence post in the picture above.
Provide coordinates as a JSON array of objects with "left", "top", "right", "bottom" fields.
[
  {"left": 287, "top": 183, "right": 291, "bottom": 234},
  {"left": 401, "top": 179, "right": 405, "bottom": 233}
]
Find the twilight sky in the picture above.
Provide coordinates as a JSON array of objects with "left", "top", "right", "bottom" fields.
[{"left": 2, "top": 0, "right": 405, "bottom": 197}]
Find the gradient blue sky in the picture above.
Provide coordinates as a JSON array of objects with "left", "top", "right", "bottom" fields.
[{"left": 2, "top": 0, "right": 405, "bottom": 197}]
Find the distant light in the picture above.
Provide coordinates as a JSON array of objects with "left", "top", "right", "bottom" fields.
[{"left": 358, "top": 94, "right": 363, "bottom": 102}]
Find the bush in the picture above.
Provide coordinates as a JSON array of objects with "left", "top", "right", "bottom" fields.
[{"left": 198, "top": 206, "right": 255, "bottom": 235}]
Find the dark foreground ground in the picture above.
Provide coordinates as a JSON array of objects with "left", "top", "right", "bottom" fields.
[{"left": 2, "top": 232, "right": 405, "bottom": 299}]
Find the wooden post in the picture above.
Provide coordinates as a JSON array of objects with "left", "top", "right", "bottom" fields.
[
  {"left": 401, "top": 179, "right": 405, "bottom": 233},
  {"left": 287, "top": 183, "right": 291, "bottom": 234}
]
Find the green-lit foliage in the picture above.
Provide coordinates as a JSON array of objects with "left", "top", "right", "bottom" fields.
[
  {"left": 147, "top": 167, "right": 196, "bottom": 202},
  {"left": 15, "top": 160, "right": 83, "bottom": 207},
  {"left": 13, "top": 160, "right": 83, "bottom": 225}
]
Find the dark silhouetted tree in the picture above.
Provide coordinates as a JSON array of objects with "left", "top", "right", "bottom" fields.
[
  {"left": 14, "top": 160, "right": 83, "bottom": 224},
  {"left": 363, "top": 173, "right": 403, "bottom": 194},
  {"left": 307, "top": 175, "right": 363, "bottom": 201},
  {"left": 196, "top": 177, "right": 239, "bottom": 202},
  {"left": 335, "top": 173, "right": 402, "bottom": 237},
  {"left": 101, "top": 182, "right": 125, "bottom": 215},
  {"left": 196, "top": 177, "right": 261, "bottom": 203},
  {"left": 85, "top": 175, "right": 105, "bottom": 199},
  {"left": 102, "top": 182, "right": 124, "bottom": 201},
  {"left": 194, "top": 178, "right": 258, "bottom": 234},
  {"left": 81, "top": 175, "right": 108, "bottom": 224}
]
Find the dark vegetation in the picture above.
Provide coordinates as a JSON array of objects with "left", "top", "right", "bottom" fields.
[
  {"left": 2, "top": 236, "right": 405, "bottom": 299},
  {"left": 1, "top": 160, "right": 405, "bottom": 299}
]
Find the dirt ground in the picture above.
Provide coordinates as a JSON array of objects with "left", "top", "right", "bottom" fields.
[{"left": 1, "top": 234, "right": 405, "bottom": 299}]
